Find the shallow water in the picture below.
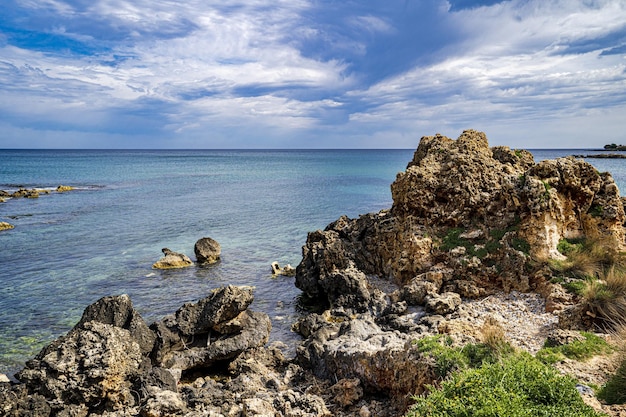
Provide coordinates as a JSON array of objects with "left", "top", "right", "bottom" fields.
[{"left": 1, "top": 148, "right": 624, "bottom": 377}]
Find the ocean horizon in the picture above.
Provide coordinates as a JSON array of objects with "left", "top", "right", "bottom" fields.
[{"left": 2, "top": 148, "right": 625, "bottom": 378}]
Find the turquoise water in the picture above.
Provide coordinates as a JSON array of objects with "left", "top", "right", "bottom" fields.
[{"left": 1, "top": 148, "right": 625, "bottom": 377}]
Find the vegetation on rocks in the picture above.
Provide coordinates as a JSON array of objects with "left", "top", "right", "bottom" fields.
[{"left": 407, "top": 353, "right": 604, "bottom": 417}]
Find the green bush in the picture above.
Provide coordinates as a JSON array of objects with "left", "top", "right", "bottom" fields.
[
  {"left": 598, "top": 359, "right": 626, "bottom": 404},
  {"left": 407, "top": 353, "right": 603, "bottom": 417},
  {"left": 536, "top": 332, "right": 612, "bottom": 365}
]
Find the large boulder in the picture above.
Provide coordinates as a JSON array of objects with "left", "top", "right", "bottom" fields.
[
  {"left": 151, "top": 285, "right": 271, "bottom": 372},
  {"left": 194, "top": 237, "right": 221, "bottom": 264},
  {"left": 17, "top": 321, "right": 144, "bottom": 411}
]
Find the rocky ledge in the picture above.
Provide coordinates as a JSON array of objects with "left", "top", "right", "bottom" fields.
[{"left": 3, "top": 130, "right": 626, "bottom": 416}]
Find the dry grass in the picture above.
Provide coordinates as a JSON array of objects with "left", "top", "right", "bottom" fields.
[
  {"left": 550, "top": 249, "right": 601, "bottom": 279},
  {"left": 480, "top": 317, "right": 508, "bottom": 353},
  {"left": 582, "top": 267, "right": 626, "bottom": 329}
]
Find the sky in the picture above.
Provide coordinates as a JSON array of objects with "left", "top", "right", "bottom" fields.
[{"left": 0, "top": 0, "right": 625, "bottom": 149}]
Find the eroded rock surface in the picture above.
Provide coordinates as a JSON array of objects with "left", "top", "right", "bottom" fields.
[
  {"left": 194, "top": 237, "right": 221, "bottom": 264},
  {"left": 296, "top": 130, "right": 625, "bottom": 312},
  {"left": 152, "top": 247, "right": 193, "bottom": 269}
]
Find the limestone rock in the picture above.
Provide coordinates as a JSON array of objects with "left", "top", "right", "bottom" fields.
[
  {"left": 298, "top": 317, "right": 435, "bottom": 405},
  {"left": 56, "top": 185, "right": 74, "bottom": 192},
  {"left": 174, "top": 285, "right": 254, "bottom": 336},
  {"left": 0, "top": 222, "right": 14, "bottom": 231},
  {"left": 17, "top": 321, "right": 143, "bottom": 411},
  {"left": 425, "top": 292, "right": 462, "bottom": 315},
  {"left": 296, "top": 130, "right": 626, "bottom": 311},
  {"left": 76, "top": 294, "right": 156, "bottom": 355},
  {"left": 194, "top": 237, "right": 221, "bottom": 264},
  {"left": 152, "top": 248, "right": 193, "bottom": 269},
  {"left": 271, "top": 261, "right": 296, "bottom": 276}
]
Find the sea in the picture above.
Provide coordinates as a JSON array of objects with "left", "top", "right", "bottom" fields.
[{"left": 1, "top": 148, "right": 625, "bottom": 378}]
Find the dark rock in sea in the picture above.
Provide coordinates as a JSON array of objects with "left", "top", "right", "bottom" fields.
[
  {"left": 194, "top": 236, "right": 221, "bottom": 264},
  {"left": 152, "top": 247, "right": 193, "bottom": 269},
  {"left": 11, "top": 188, "right": 40, "bottom": 198}
]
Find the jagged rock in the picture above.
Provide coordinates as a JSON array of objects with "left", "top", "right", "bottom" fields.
[
  {"left": 0, "top": 222, "right": 14, "bottom": 231},
  {"left": 173, "top": 285, "right": 254, "bottom": 336},
  {"left": 425, "top": 292, "right": 462, "bottom": 315},
  {"left": 152, "top": 248, "right": 193, "bottom": 269},
  {"left": 271, "top": 261, "right": 296, "bottom": 276},
  {"left": 77, "top": 294, "right": 156, "bottom": 355},
  {"left": 544, "top": 329, "right": 587, "bottom": 347},
  {"left": 331, "top": 378, "right": 363, "bottom": 407},
  {"left": 298, "top": 317, "right": 435, "bottom": 406},
  {"left": 296, "top": 130, "right": 626, "bottom": 311},
  {"left": 0, "top": 383, "right": 51, "bottom": 417},
  {"left": 161, "top": 310, "right": 271, "bottom": 370},
  {"left": 194, "top": 237, "right": 221, "bottom": 264},
  {"left": 17, "top": 321, "right": 143, "bottom": 412}
]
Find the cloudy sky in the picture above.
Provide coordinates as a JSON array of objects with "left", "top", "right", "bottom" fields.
[{"left": 0, "top": 0, "right": 625, "bottom": 149}]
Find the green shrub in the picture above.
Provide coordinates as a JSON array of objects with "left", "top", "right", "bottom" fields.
[
  {"left": 598, "top": 325, "right": 626, "bottom": 404},
  {"left": 536, "top": 332, "right": 612, "bottom": 365},
  {"left": 511, "top": 237, "right": 530, "bottom": 255},
  {"left": 407, "top": 353, "right": 603, "bottom": 417},
  {"left": 599, "top": 359, "right": 626, "bottom": 404}
]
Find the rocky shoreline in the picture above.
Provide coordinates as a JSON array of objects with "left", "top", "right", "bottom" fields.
[{"left": 3, "top": 130, "right": 626, "bottom": 416}]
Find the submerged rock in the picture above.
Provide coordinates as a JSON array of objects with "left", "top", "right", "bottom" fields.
[
  {"left": 152, "top": 247, "right": 193, "bottom": 269},
  {"left": 56, "top": 185, "right": 74, "bottom": 192},
  {"left": 0, "top": 222, "right": 14, "bottom": 231},
  {"left": 194, "top": 236, "right": 221, "bottom": 264},
  {"left": 271, "top": 261, "right": 296, "bottom": 276}
]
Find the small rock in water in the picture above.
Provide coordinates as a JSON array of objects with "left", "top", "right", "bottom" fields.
[
  {"left": 0, "top": 222, "right": 14, "bottom": 231},
  {"left": 271, "top": 262, "right": 296, "bottom": 276},
  {"left": 194, "top": 237, "right": 221, "bottom": 264},
  {"left": 152, "top": 248, "right": 193, "bottom": 269}
]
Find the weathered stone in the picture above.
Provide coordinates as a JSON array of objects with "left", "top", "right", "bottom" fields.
[
  {"left": 331, "top": 378, "right": 363, "bottom": 407},
  {"left": 0, "top": 383, "right": 51, "bottom": 417},
  {"left": 271, "top": 261, "right": 296, "bottom": 276},
  {"left": 17, "top": 321, "right": 143, "bottom": 411},
  {"left": 298, "top": 317, "right": 435, "bottom": 405},
  {"left": 152, "top": 248, "right": 193, "bottom": 269},
  {"left": 194, "top": 237, "right": 221, "bottom": 264},
  {"left": 425, "top": 292, "right": 462, "bottom": 315},
  {"left": 77, "top": 294, "right": 155, "bottom": 355},
  {"left": 161, "top": 310, "right": 271, "bottom": 371},
  {"left": 56, "top": 185, "right": 74, "bottom": 192},
  {"left": 544, "top": 329, "right": 587, "bottom": 347},
  {"left": 0, "top": 221, "right": 14, "bottom": 231},
  {"left": 174, "top": 285, "right": 254, "bottom": 336}
]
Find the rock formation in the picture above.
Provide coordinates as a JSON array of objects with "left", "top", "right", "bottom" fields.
[
  {"left": 152, "top": 247, "right": 193, "bottom": 269},
  {"left": 194, "top": 237, "right": 221, "bottom": 264},
  {"left": 296, "top": 130, "right": 625, "bottom": 311},
  {"left": 292, "top": 130, "right": 626, "bottom": 411},
  {"left": 271, "top": 261, "right": 296, "bottom": 276},
  {"left": 3, "top": 286, "right": 332, "bottom": 416},
  {"left": 0, "top": 222, "right": 14, "bottom": 231}
]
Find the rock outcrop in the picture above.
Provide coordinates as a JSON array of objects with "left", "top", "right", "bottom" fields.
[
  {"left": 296, "top": 130, "right": 625, "bottom": 311},
  {"left": 152, "top": 247, "right": 193, "bottom": 269},
  {"left": 4, "top": 286, "right": 333, "bottom": 416},
  {"left": 194, "top": 237, "right": 221, "bottom": 264},
  {"left": 292, "top": 130, "right": 626, "bottom": 411}
]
